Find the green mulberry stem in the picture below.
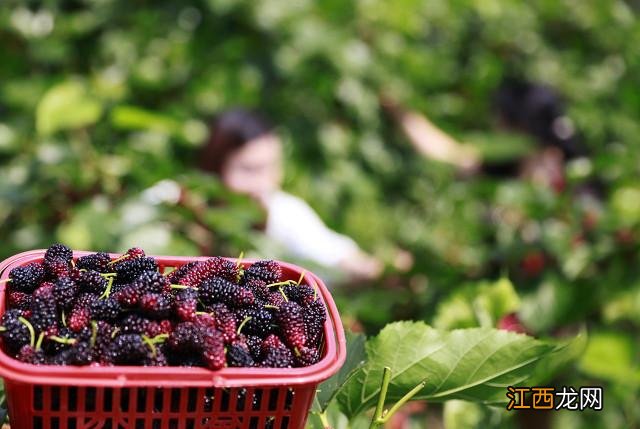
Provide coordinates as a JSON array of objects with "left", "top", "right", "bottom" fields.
[
  {"left": 99, "top": 277, "right": 114, "bottom": 299},
  {"left": 90, "top": 321, "right": 98, "bottom": 347},
  {"left": 99, "top": 272, "right": 117, "bottom": 278},
  {"left": 18, "top": 317, "right": 35, "bottom": 348},
  {"left": 296, "top": 270, "right": 306, "bottom": 285},
  {"left": 149, "top": 333, "right": 169, "bottom": 344},
  {"left": 48, "top": 336, "right": 77, "bottom": 345},
  {"left": 141, "top": 335, "right": 157, "bottom": 358},
  {"left": 237, "top": 316, "right": 252, "bottom": 335},
  {"left": 35, "top": 332, "right": 45, "bottom": 351},
  {"left": 265, "top": 280, "right": 295, "bottom": 288},
  {"left": 278, "top": 287, "right": 289, "bottom": 302},
  {"left": 170, "top": 284, "right": 198, "bottom": 290},
  {"left": 107, "top": 254, "right": 129, "bottom": 266}
]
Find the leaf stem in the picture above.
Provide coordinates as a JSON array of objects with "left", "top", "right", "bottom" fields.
[
  {"left": 318, "top": 411, "right": 331, "bottom": 428},
  {"left": 370, "top": 366, "right": 391, "bottom": 429},
  {"left": 380, "top": 379, "right": 427, "bottom": 423}
]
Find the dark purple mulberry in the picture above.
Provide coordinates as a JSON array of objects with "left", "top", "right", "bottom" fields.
[
  {"left": 8, "top": 263, "right": 45, "bottom": 293},
  {"left": 134, "top": 271, "right": 170, "bottom": 294},
  {"left": 236, "top": 308, "right": 274, "bottom": 337},
  {"left": 0, "top": 309, "right": 31, "bottom": 354},
  {"left": 44, "top": 243, "right": 73, "bottom": 263},
  {"left": 77, "top": 270, "right": 108, "bottom": 295},
  {"left": 114, "top": 257, "right": 158, "bottom": 283},
  {"left": 304, "top": 299, "right": 326, "bottom": 348},
  {"left": 198, "top": 277, "right": 254, "bottom": 308},
  {"left": 261, "top": 345, "right": 293, "bottom": 368},
  {"left": 76, "top": 252, "right": 112, "bottom": 272},
  {"left": 244, "top": 260, "right": 281, "bottom": 284},
  {"left": 139, "top": 293, "right": 173, "bottom": 319},
  {"left": 53, "top": 278, "right": 79, "bottom": 310},
  {"left": 31, "top": 284, "right": 59, "bottom": 333},
  {"left": 108, "top": 334, "right": 148, "bottom": 365},
  {"left": 227, "top": 343, "right": 255, "bottom": 367},
  {"left": 90, "top": 298, "right": 121, "bottom": 322}
]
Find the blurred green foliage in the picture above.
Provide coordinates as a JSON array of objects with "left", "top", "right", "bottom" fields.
[{"left": 0, "top": 0, "right": 638, "bottom": 427}]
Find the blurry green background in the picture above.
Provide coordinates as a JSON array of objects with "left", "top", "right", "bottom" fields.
[{"left": 0, "top": 0, "right": 639, "bottom": 428}]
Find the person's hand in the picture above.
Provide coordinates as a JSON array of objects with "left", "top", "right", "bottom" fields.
[
  {"left": 339, "top": 251, "right": 384, "bottom": 281},
  {"left": 391, "top": 248, "right": 414, "bottom": 272}
]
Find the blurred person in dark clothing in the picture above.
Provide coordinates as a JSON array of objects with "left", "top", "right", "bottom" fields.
[
  {"left": 383, "top": 78, "right": 592, "bottom": 194},
  {"left": 199, "top": 109, "right": 385, "bottom": 282}
]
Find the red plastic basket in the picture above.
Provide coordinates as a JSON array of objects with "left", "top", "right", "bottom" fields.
[{"left": 0, "top": 250, "right": 346, "bottom": 429}]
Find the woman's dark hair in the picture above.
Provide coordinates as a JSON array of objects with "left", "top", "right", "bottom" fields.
[
  {"left": 494, "top": 77, "right": 586, "bottom": 160},
  {"left": 199, "top": 109, "right": 275, "bottom": 175}
]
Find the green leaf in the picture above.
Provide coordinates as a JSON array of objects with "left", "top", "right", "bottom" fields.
[
  {"left": 336, "top": 322, "right": 556, "bottom": 418},
  {"left": 36, "top": 80, "right": 103, "bottom": 135},
  {"left": 579, "top": 331, "right": 640, "bottom": 386},
  {"left": 434, "top": 277, "right": 520, "bottom": 329},
  {"left": 529, "top": 327, "right": 588, "bottom": 386},
  {"left": 110, "top": 105, "right": 182, "bottom": 135},
  {"left": 313, "top": 330, "right": 367, "bottom": 413}
]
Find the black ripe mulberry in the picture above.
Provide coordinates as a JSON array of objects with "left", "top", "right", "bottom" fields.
[
  {"left": 236, "top": 308, "right": 274, "bottom": 337},
  {"left": 109, "top": 334, "right": 148, "bottom": 365},
  {"left": 0, "top": 309, "right": 31, "bottom": 354},
  {"left": 198, "top": 277, "right": 254, "bottom": 308},
  {"left": 114, "top": 257, "right": 158, "bottom": 283},
  {"left": 134, "top": 271, "right": 170, "bottom": 294},
  {"left": 9, "top": 263, "right": 45, "bottom": 293},
  {"left": 283, "top": 284, "right": 316, "bottom": 306},
  {"left": 244, "top": 260, "right": 281, "bottom": 284},
  {"left": 44, "top": 243, "right": 73, "bottom": 263},
  {"left": 295, "top": 346, "right": 320, "bottom": 367},
  {"left": 77, "top": 270, "right": 108, "bottom": 295},
  {"left": 76, "top": 252, "right": 111, "bottom": 272},
  {"left": 227, "top": 343, "right": 255, "bottom": 367},
  {"left": 261, "top": 345, "right": 293, "bottom": 368},
  {"left": 304, "top": 299, "right": 326, "bottom": 348},
  {"left": 90, "top": 298, "right": 121, "bottom": 322},
  {"left": 31, "top": 284, "right": 59, "bottom": 333},
  {"left": 53, "top": 278, "right": 79, "bottom": 310}
]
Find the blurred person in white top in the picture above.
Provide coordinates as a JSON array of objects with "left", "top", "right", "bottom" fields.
[{"left": 199, "top": 109, "right": 385, "bottom": 281}]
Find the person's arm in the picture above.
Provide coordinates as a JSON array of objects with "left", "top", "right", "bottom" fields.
[
  {"left": 264, "top": 192, "right": 383, "bottom": 281},
  {"left": 382, "top": 96, "right": 481, "bottom": 172}
]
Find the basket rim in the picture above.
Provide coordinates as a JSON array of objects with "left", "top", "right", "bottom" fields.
[{"left": 0, "top": 250, "right": 346, "bottom": 388}]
